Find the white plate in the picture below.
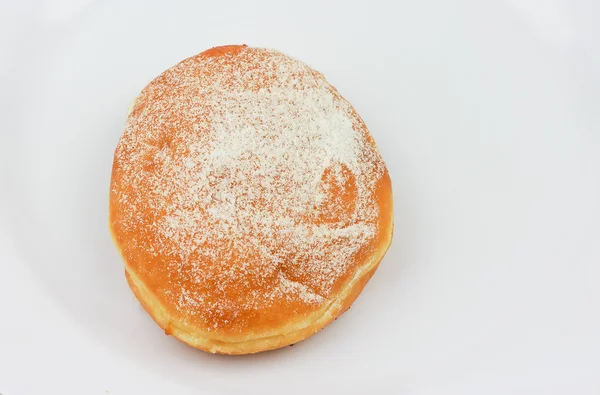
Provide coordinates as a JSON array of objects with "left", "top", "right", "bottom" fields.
[{"left": 2, "top": 0, "right": 600, "bottom": 394}]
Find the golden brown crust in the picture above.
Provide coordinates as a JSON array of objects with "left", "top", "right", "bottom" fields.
[{"left": 109, "top": 45, "right": 393, "bottom": 354}]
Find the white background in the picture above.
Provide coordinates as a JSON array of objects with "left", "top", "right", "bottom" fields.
[{"left": 1, "top": 0, "right": 599, "bottom": 394}]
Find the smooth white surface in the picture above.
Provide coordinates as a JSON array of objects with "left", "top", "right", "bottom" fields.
[{"left": 1, "top": 0, "right": 600, "bottom": 394}]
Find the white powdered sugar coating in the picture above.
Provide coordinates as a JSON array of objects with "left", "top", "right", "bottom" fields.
[{"left": 112, "top": 47, "right": 385, "bottom": 330}]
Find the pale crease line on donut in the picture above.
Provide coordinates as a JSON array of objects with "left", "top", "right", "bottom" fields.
[{"left": 126, "top": 97, "right": 137, "bottom": 116}]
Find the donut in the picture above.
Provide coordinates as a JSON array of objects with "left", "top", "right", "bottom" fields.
[{"left": 109, "top": 45, "right": 393, "bottom": 354}]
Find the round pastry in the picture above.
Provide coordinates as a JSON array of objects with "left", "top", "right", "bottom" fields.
[{"left": 109, "top": 45, "right": 393, "bottom": 355}]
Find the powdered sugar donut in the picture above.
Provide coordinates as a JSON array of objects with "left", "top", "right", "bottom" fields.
[{"left": 109, "top": 45, "right": 393, "bottom": 354}]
